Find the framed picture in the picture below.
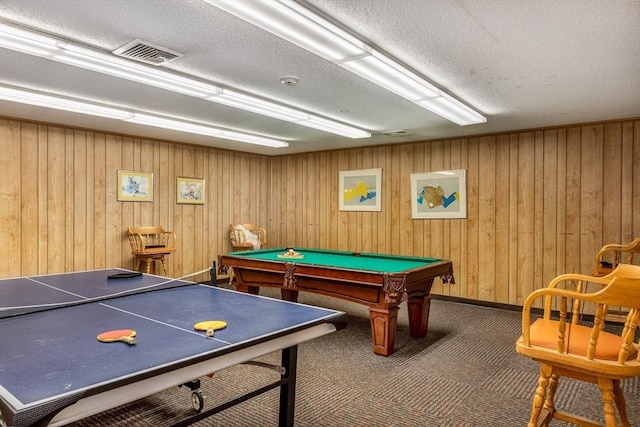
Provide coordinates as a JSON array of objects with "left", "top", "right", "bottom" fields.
[
  {"left": 117, "top": 170, "right": 153, "bottom": 202},
  {"left": 177, "top": 176, "right": 205, "bottom": 205},
  {"left": 411, "top": 169, "right": 467, "bottom": 219},
  {"left": 339, "top": 168, "right": 382, "bottom": 211}
]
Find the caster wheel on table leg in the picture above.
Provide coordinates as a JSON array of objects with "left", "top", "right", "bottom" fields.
[{"left": 191, "top": 390, "right": 204, "bottom": 413}]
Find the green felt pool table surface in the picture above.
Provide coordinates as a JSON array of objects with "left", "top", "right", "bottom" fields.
[{"left": 230, "top": 248, "right": 443, "bottom": 273}]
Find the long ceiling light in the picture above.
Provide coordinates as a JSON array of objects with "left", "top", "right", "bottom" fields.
[
  {"left": 0, "top": 85, "right": 289, "bottom": 148},
  {"left": 205, "top": 0, "right": 487, "bottom": 126},
  {"left": 0, "top": 20, "right": 370, "bottom": 139}
]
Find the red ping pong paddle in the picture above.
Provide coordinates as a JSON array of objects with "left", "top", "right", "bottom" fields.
[{"left": 97, "top": 329, "right": 137, "bottom": 345}]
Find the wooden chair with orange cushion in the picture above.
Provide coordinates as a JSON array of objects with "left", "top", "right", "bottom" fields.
[
  {"left": 127, "top": 226, "right": 176, "bottom": 276},
  {"left": 516, "top": 264, "right": 640, "bottom": 427}
]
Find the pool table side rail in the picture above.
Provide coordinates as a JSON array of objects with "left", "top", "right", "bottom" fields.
[{"left": 220, "top": 254, "right": 454, "bottom": 307}]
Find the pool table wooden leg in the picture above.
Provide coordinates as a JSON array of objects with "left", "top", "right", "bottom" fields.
[
  {"left": 369, "top": 306, "right": 399, "bottom": 356},
  {"left": 407, "top": 295, "right": 432, "bottom": 337},
  {"left": 236, "top": 283, "right": 260, "bottom": 295},
  {"left": 281, "top": 289, "right": 299, "bottom": 302}
]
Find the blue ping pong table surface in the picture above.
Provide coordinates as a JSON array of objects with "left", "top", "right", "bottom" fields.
[{"left": 0, "top": 268, "right": 346, "bottom": 426}]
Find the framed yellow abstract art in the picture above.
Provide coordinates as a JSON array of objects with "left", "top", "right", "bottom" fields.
[{"left": 339, "top": 168, "right": 382, "bottom": 211}]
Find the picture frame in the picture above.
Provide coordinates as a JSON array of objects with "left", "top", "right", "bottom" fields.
[
  {"left": 339, "top": 168, "right": 382, "bottom": 211},
  {"left": 176, "top": 176, "right": 205, "bottom": 205},
  {"left": 411, "top": 169, "right": 467, "bottom": 219},
  {"left": 117, "top": 170, "right": 154, "bottom": 202}
]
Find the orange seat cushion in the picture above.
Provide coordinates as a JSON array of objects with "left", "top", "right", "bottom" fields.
[{"left": 529, "top": 319, "right": 637, "bottom": 361}]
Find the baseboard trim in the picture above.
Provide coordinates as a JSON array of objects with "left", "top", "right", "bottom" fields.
[{"left": 431, "top": 294, "right": 524, "bottom": 312}]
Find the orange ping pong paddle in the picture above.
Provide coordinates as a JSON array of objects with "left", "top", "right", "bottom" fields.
[
  {"left": 194, "top": 320, "right": 227, "bottom": 337},
  {"left": 97, "top": 329, "right": 137, "bottom": 345}
]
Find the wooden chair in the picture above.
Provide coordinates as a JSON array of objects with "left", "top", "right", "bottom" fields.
[
  {"left": 515, "top": 264, "right": 640, "bottom": 427},
  {"left": 592, "top": 237, "right": 640, "bottom": 323},
  {"left": 229, "top": 224, "right": 267, "bottom": 251},
  {"left": 592, "top": 237, "right": 640, "bottom": 276},
  {"left": 227, "top": 224, "right": 266, "bottom": 284},
  {"left": 127, "top": 226, "right": 176, "bottom": 276}
]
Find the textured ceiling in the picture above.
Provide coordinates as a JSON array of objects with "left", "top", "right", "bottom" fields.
[{"left": 0, "top": 0, "right": 638, "bottom": 155}]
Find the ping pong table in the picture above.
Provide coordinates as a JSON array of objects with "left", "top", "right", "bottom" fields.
[{"left": 0, "top": 268, "right": 346, "bottom": 427}]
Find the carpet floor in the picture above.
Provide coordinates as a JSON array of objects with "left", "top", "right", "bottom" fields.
[{"left": 73, "top": 287, "right": 640, "bottom": 426}]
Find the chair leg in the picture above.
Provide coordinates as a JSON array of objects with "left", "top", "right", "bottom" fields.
[
  {"left": 145, "top": 260, "right": 152, "bottom": 274},
  {"left": 134, "top": 257, "right": 141, "bottom": 272},
  {"left": 612, "top": 379, "right": 630, "bottom": 427},
  {"left": 597, "top": 377, "right": 618, "bottom": 427},
  {"left": 613, "top": 380, "right": 631, "bottom": 427},
  {"left": 528, "top": 364, "right": 552, "bottom": 427},
  {"left": 160, "top": 257, "right": 168, "bottom": 276},
  {"left": 542, "top": 373, "right": 559, "bottom": 418}
]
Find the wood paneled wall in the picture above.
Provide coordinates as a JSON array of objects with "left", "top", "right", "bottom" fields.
[
  {"left": 0, "top": 119, "right": 270, "bottom": 283},
  {"left": 1, "top": 117, "right": 638, "bottom": 305}
]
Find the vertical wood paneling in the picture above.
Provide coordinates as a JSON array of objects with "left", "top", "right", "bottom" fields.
[
  {"left": 507, "top": 134, "right": 519, "bottom": 304},
  {"left": 65, "top": 129, "right": 74, "bottom": 272},
  {"left": 37, "top": 125, "right": 49, "bottom": 273},
  {"left": 73, "top": 130, "right": 87, "bottom": 271},
  {"left": 429, "top": 141, "right": 445, "bottom": 280},
  {"left": 565, "top": 127, "right": 582, "bottom": 274},
  {"left": 622, "top": 122, "right": 639, "bottom": 239},
  {"left": 478, "top": 136, "right": 496, "bottom": 301},
  {"left": 48, "top": 127, "right": 66, "bottom": 272},
  {"left": 447, "top": 139, "right": 461, "bottom": 298},
  {"left": 580, "top": 125, "right": 603, "bottom": 273},
  {"left": 21, "top": 123, "right": 38, "bottom": 275},
  {"left": 516, "top": 133, "right": 535, "bottom": 302},
  {"left": 602, "top": 124, "right": 622, "bottom": 243},
  {"left": 533, "top": 131, "right": 545, "bottom": 300},
  {"left": 0, "top": 119, "right": 21, "bottom": 277},
  {"left": 494, "top": 134, "right": 510, "bottom": 302},
  {"left": 465, "top": 138, "right": 479, "bottom": 301},
  {"left": 85, "top": 133, "right": 95, "bottom": 271},
  {"left": 1, "top": 118, "right": 637, "bottom": 310},
  {"left": 105, "top": 135, "right": 122, "bottom": 270},
  {"left": 542, "top": 130, "right": 558, "bottom": 286},
  {"left": 120, "top": 137, "right": 135, "bottom": 269},
  {"left": 555, "top": 129, "right": 568, "bottom": 278},
  {"left": 93, "top": 133, "right": 106, "bottom": 269},
  {"left": 411, "top": 144, "right": 424, "bottom": 256}
]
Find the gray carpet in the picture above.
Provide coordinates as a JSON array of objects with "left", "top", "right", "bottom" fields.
[{"left": 73, "top": 288, "right": 640, "bottom": 427}]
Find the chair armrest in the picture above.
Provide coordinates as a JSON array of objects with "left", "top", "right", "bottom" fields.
[
  {"left": 592, "top": 237, "right": 640, "bottom": 275},
  {"left": 229, "top": 228, "right": 247, "bottom": 244},
  {"left": 254, "top": 227, "right": 267, "bottom": 245},
  {"left": 128, "top": 232, "right": 146, "bottom": 252}
]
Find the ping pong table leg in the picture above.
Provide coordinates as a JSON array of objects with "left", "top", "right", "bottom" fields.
[{"left": 279, "top": 345, "right": 298, "bottom": 427}]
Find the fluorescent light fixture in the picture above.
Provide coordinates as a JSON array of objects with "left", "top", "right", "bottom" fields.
[
  {"left": 0, "top": 85, "right": 289, "bottom": 148},
  {"left": 128, "top": 113, "right": 288, "bottom": 147},
  {"left": 206, "top": 0, "right": 487, "bottom": 126},
  {"left": 0, "top": 86, "right": 135, "bottom": 120},
  {"left": 0, "top": 20, "right": 369, "bottom": 138}
]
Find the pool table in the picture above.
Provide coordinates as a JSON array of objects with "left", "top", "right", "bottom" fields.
[{"left": 220, "top": 248, "right": 454, "bottom": 356}]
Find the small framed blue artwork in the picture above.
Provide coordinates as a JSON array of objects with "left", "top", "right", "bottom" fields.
[
  {"left": 177, "top": 176, "right": 205, "bottom": 205},
  {"left": 117, "top": 170, "right": 154, "bottom": 202}
]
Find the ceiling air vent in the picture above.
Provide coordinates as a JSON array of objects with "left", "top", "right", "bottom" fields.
[
  {"left": 112, "top": 39, "right": 183, "bottom": 66},
  {"left": 381, "top": 130, "right": 414, "bottom": 137}
]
